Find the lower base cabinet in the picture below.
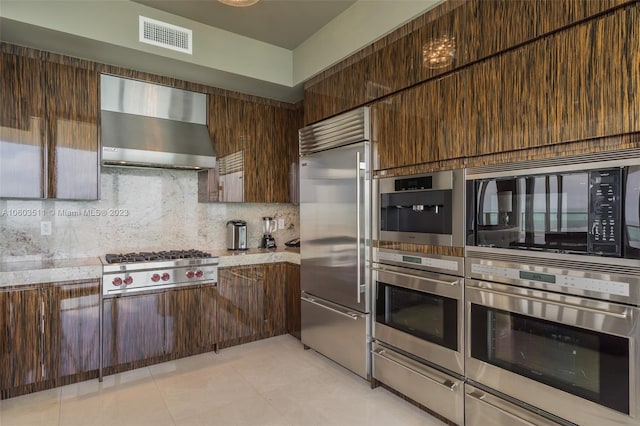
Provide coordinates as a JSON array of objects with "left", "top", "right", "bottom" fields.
[
  {"left": 285, "top": 263, "right": 301, "bottom": 339},
  {"left": 102, "top": 283, "right": 217, "bottom": 374},
  {"left": 0, "top": 280, "right": 100, "bottom": 399}
]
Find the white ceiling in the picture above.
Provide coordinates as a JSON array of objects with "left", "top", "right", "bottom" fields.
[
  {"left": 0, "top": 0, "right": 441, "bottom": 102},
  {"left": 131, "top": 0, "right": 358, "bottom": 50}
]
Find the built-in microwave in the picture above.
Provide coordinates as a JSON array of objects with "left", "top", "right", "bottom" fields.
[
  {"left": 466, "top": 152, "right": 640, "bottom": 260},
  {"left": 377, "top": 169, "right": 465, "bottom": 247}
]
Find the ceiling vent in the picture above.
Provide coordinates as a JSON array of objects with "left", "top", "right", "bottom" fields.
[{"left": 139, "top": 16, "right": 192, "bottom": 54}]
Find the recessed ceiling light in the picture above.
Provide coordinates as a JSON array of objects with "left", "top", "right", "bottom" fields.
[{"left": 218, "top": 0, "right": 260, "bottom": 7}]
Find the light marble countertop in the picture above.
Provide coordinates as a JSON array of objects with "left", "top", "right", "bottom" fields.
[{"left": 0, "top": 247, "right": 300, "bottom": 287}]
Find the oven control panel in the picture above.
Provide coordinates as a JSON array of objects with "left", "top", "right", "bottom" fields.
[
  {"left": 377, "top": 251, "right": 461, "bottom": 274},
  {"left": 588, "top": 168, "right": 622, "bottom": 256}
]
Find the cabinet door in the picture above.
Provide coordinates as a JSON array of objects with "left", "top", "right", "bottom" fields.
[
  {"left": 45, "top": 62, "right": 99, "bottom": 200},
  {"left": 373, "top": 71, "right": 470, "bottom": 171},
  {"left": 217, "top": 265, "right": 264, "bottom": 347},
  {"left": 45, "top": 280, "right": 100, "bottom": 381},
  {"left": 0, "top": 52, "right": 46, "bottom": 198},
  {"left": 285, "top": 263, "right": 301, "bottom": 339},
  {"left": 0, "top": 286, "right": 43, "bottom": 390},
  {"left": 102, "top": 293, "right": 165, "bottom": 368},
  {"left": 262, "top": 263, "right": 286, "bottom": 337},
  {"left": 165, "top": 284, "right": 216, "bottom": 358}
]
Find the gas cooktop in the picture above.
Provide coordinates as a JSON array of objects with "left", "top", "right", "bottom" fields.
[{"left": 103, "top": 249, "right": 213, "bottom": 264}]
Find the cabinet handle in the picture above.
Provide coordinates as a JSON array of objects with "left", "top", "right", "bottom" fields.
[{"left": 356, "top": 151, "right": 361, "bottom": 305}]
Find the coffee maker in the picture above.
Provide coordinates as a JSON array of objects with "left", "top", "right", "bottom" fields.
[{"left": 260, "top": 216, "right": 277, "bottom": 249}]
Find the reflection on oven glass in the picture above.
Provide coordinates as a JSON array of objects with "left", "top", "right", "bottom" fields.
[{"left": 491, "top": 311, "right": 599, "bottom": 394}]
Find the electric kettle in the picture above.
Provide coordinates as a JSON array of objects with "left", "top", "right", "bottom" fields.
[{"left": 226, "top": 220, "right": 247, "bottom": 250}]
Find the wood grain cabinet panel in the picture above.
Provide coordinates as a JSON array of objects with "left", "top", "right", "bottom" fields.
[
  {"left": 165, "top": 284, "right": 217, "bottom": 358},
  {"left": 217, "top": 263, "right": 288, "bottom": 348},
  {"left": 0, "top": 286, "right": 43, "bottom": 392},
  {"left": 285, "top": 263, "right": 301, "bottom": 340},
  {"left": 102, "top": 292, "right": 166, "bottom": 369},
  {"left": 472, "top": 4, "right": 640, "bottom": 157},
  {"left": 373, "top": 71, "right": 471, "bottom": 171},
  {"left": 204, "top": 96, "right": 300, "bottom": 203},
  {"left": 45, "top": 281, "right": 100, "bottom": 382},
  {"left": 0, "top": 52, "right": 46, "bottom": 198},
  {"left": 45, "top": 62, "right": 99, "bottom": 200},
  {"left": 303, "top": 0, "right": 628, "bottom": 125}
]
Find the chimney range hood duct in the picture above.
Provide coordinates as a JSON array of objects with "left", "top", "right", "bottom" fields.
[{"left": 100, "top": 74, "right": 215, "bottom": 169}]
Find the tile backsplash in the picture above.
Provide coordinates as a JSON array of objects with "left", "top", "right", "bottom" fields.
[{"left": 0, "top": 167, "right": 299, "bottom": 262}]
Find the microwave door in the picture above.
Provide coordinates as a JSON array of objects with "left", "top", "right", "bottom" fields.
[{"left": 300, "top": 141, "right": 368, "bottom": 313}]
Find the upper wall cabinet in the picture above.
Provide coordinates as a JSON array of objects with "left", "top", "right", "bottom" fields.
[
  {"left": 304, "top": 0, "right": 629, "bottom": 125},
  {"left": 200, "top": 95, "right": 301, "bottom": 204},
  {"left": 45, "top": 63, "right": 99, "bottom": 200},
  {"left": 471, "top": 4, "right": 640, "bottom": 156},
  {"left": 0, "top": 52, "right": 99, "bottom": 200},
  {"left": 0, "top": 53, "right": 46, "bottom": 198},
  {"left": 372, "top": 71, "right": 471, "bottom": 171}
]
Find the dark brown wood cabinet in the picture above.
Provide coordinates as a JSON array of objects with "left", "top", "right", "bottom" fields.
[
  {"left": 471, "top": 5, "right": 640, "bottom": 158},
  {"left": 44, "top": 62, "right": 99, "bottom": 200},
  {"left": 0, "top": 285, "right": 44, "bottom": 394},
  {"left": 103, "top": 284, "right": 217, "bottom": 374},
  {"left": 0, "top": 280, "right": 100, "bottom": 399},
  {"left": 285, "top": 263, "right": 301, "bottom": 340},
  {"left": 372, "top": 71, "right": 471, "bottom": 171},
  {"left": 201, "top": 95, "right": 302, "bottom": 204},
  {"left": 0, "top": 52, "right": 46, "bottom": 198},
  {"left": 217, "top": 263, "right": 288, "bottom": 348},
  {"left": 0, "top": 52, "right": 99, "bottom": 200}
]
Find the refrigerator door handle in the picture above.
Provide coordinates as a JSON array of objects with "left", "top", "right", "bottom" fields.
[
  {"left": 302, "top": 295, "right": 360, "bottom": 320},
  {"left": 356, "top": 150, "right": 362, "bottom": 304}
]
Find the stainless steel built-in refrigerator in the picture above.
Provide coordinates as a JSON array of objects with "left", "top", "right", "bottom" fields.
[{"left": 298, "top": 107, "right": 371, "bottom": 379}]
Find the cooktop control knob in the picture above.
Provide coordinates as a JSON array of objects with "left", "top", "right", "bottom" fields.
[
  {"left": 151, "top": 273, "right": 161, "bottom": 282},
  {"left": 112, "top": 277, "right": 123, "bottom": 286},
  {"left": 186, "top": 270, "right": 195, "bottom": 279},
  {"left": 124, "top": 276, "right": 133, "bottom": 285},
  {"left": 161, "top": 273, "right": 170, "bottom": 281},
  {"left": 195, "top": 270, "right": 203, "bottom": 278}
]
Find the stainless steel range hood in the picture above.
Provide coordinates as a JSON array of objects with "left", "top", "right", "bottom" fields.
[{"left": 100, "top": 74, "right": 215, "bottom": 169}]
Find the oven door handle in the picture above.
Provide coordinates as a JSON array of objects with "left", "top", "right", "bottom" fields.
[
  {"left": 374, "top": 266, "right": 460, "bottom": 287},
  {"left": 372, "top": 347, "right": 458, "bottom": 391},
  {"left": 302, "top": 295, "right": 360, "bottom": 320},
  {"left": 468, "top": 281, "right": 629, "bottom": 319},
  {"left": 466, "top": 389, "right": 538, "bottom": 426}
]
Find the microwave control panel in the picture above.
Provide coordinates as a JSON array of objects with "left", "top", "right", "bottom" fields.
[{"left": 588, "top": 168, "right": 622, "bottom": 256}]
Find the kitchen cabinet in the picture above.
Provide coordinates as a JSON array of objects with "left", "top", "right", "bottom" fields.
[
  {"left": 471, "top": 5, "right": 640, "bottom": 158},
  {"left": 102, "top": 292, "right": 165, "bottom": 371},
  {"left": 0, "top": 52, "right": 99, "bottom": 200},
  {"left": 0, "top": 279, "right": 100, "bottom": 399},
  {"left": 0, "top": 52, "right": 46, "bottom": 198},
  {"left": 217, "top": 263, "right": 287, "bottom": 349},
  {"left": 200, "top": 95, "right": 302, "bottom": 204},
  {"left": 103, "top": 284, "right": 217, "bottom": 373},
  {"left": 285, "top": 263, "right": 301, "bottom": 339},
  {"left": 165, "top": 284, "right": 217, "bottom": 359},
  {"left": 303, "top": 0, "right": 626, "bottom": 125},
  {"left": 372, "top": 71, "right": 471, "bottom": 171},
  {"left": 0, "top": 285, "right": 44, "bottom": 396}
]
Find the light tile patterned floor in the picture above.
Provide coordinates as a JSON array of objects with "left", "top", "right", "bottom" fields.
[{"left": 0, "top": 335, "right": 445, "bottom": 426}]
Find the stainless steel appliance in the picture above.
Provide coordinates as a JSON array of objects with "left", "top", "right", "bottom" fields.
[
  {"left": 260, "top": 216, "right": 277, "bottom": 249},
  {"left": 371, "top": 248, "right": 465, "bottom": 425},
  {"left": 100, "top": 74, "right": 215, "bottom": 170},
  {"left": 299, "top": 107, "right": 371, "bottom": 379},
  {"left": 377, "top": 169, "right": 465, "bottom": 246},
  {"left": 465, "top": 151, "right": 640, "bottom": 425},
  {"left": 227, "top": 220, "right": 248, "bottom": 250}
]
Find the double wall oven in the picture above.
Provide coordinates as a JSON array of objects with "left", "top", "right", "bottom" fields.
[
  {"left": 465, "top": 150, "right": 640, "bottom": 425},
  {"left": 372, "top": 169, "right": 466, "bottom": 425}
]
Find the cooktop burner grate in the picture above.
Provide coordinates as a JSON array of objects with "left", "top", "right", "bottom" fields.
[{"left": 104, "top": 250, "right": 213, "bottom": 264}]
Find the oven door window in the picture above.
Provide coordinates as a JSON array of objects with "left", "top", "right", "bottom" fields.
[
  {"left": 470, "top": 304, "right": 630, "bottom": 414},
  {"left": 376, "top": 282, "right": 457, "bottom": 350}
]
